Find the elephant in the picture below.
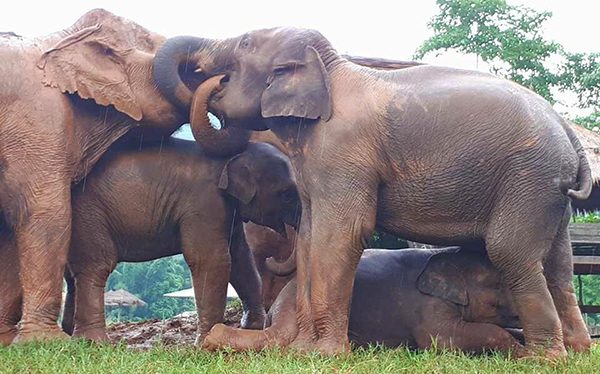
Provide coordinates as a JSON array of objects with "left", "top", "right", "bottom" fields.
[
  {"left": 202, "top": 247, "right": 522, "bottom": 354},
  {"left": 53, "top": 137, "right": 298, "bottom": 344},
  {"left": 151, "top": 28, "right": 593, "bottom": 357},
  {"left": 243, "top": 222, "right": 296, "bottom": 310},
  {"left": 0, "top": 9, "right": 246, "bottom": 344}
]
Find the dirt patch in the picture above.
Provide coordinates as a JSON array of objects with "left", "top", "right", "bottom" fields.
[{"left": 107, "top": 304, "right": 243, "bottom": 349}]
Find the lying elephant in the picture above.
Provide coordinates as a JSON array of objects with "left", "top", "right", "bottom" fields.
[
  {"left": 203, "top": 247, "right": 522, "bottom": 354},
  {"left": 57, "top": 138, "right": 299, "bottom": 344}
]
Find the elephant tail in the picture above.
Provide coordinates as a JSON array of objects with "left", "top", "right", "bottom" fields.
[{"left": 564, "top": 122, "right": 593, "bottom": 200}]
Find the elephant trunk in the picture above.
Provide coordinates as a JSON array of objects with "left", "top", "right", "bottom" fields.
[
  {"left": 190, "top": 75, "right": 250, "bottom": 156},
  {"left": 153, "top": 36, "right": 216, "bottom": 109},
  {"left": 265, "top": 244, "right": 296, "bottom": 276}
]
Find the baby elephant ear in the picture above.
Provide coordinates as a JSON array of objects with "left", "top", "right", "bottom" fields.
[
  {"left": 261, "top": 46, "right": 332, "bottom": 121},
  {"left": 417, "top": 252, "right": 469, "bottom": 306},
  {"left": 218, "top": 155, "right": 257, "bottom": 205}
]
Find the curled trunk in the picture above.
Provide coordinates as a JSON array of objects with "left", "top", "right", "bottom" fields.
[
  {"left": 265, "top": 244, "right": 296, "bottom": 276},
  {"left": 154, "top": 36, "right": 249, "bottom": 156},
  {"left": 190, "top": 75, "right": 250, "bottom": 156}
]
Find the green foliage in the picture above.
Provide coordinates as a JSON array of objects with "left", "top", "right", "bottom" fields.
[
  {"left": 414, "top": 0, "right": 561, "bottom": 102},
  {"left": 572, "top": 212, "right": 600, "bottom": 224},
  {"left": 574, "top": 274, "right": 600, "bottom": 325},
  {"left": 415, "top": 0, "right": 600, "bottom": 128},
  {"left": 1, "top": 340, "right": 600, "bottom": 373},
  {"left": 369, "top": 231, "right": 408, "bottom": 249},
  {"left": 105, "top": 255, "right": 195, "bottom": 322}
]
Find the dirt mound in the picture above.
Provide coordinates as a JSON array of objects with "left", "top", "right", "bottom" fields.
[{"left": 107, "top": 304, "right": 243, "bottom": 349}]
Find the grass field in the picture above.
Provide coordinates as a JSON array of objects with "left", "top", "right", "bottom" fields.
[{"left": 0, "top": 340, "right": 598, "bottom": 373}]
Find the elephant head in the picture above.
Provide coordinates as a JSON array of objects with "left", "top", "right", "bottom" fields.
[
  {"left": 153, "top": 28, "right": 422, "bottom": 137},
  {"left": 218, "top": 142, "right": 300, "bottom": 236},
  {"left": 37, "top": 9, "right": 192, "bottom": 130},
  {"left": 417, "top": 249, "right": 520, "bottom": 328}
]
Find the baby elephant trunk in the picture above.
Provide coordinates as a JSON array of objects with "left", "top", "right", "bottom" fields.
[{"left": 190, "top": 75, "right": 250, "bottom": 157}]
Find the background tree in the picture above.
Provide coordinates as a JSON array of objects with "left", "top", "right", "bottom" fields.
[
  {"left": 106, "top": 255, "right": 195, "bottom": 322},
  {"left": 415, "top": 0, "right": 599, "bottom": 129}
]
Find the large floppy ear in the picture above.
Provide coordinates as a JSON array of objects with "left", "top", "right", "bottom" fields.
[
  {"left": 261, "top": 46, "right": 331, "bottom": 121},
  {"left": 417, "top": 251, "right": 468, "bottom": 306},
  {"left": 37, "top": 24, "right": 143, "bottom": 121},
  {"left": 218, "top": 155, "right": 257, "bottom": 205}
]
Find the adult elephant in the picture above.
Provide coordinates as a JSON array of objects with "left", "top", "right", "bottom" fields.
[
  {"left": 0, "top": 9, "right": 244, "bottom": 345},
  {"left": 152, "top": 29, "right": 592, "bottom": 358}
]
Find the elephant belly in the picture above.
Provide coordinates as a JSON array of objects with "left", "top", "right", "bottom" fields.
[
  {"left": 376, "top": 182, "right": 486, "bottom": 246},
  {"left": 116, "top": 227, "right": 182, "bottom": 262}
]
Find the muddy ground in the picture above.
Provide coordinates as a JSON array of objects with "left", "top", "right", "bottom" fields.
[{"left": 107, "top": 305, "right": 243, "bottom": 349}]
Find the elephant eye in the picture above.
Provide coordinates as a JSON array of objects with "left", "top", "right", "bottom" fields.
[
  {"left": 239, "top": 34, "right": 251, "bottom": 49},
  {"left": 273, "top": 64, "right": 297, "bottom": 77},
  {"left": 280, "top": 187, "right": 297, "bottom": 203}
]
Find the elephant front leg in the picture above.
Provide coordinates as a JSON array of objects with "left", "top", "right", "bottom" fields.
[
  {"left": 14, "top": 184, "right": 71, "bottom": 343},
  {"left": 0, "top": 237, "right": 21, "bottom": 346},
  {"left": 182, "top": 229, "right": 231, "bottom": 345},
  {"left": 289, "top": 203, "right": 319, "bottom": 351},
  {"left": 228, "top": 226, "right": 266, "bottom": 330},
  {"left": 309, "top": 197, "right": 376, "bottom": 354}
]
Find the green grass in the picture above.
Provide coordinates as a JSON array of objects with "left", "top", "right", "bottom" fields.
[{"left": 0, "top": 340, "right": 598, "bottom": 373}]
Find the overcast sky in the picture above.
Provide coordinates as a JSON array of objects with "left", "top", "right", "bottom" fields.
[{"left": 1, "top": 0, "right": 597, "bottom": 116}]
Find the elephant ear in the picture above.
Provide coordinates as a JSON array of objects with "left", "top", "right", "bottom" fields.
[
  {"left": 417, "top": 249, "right": 468, "bottom": 306},
  {"left": 218, "top": 154, "right": 257, "bottom": 205},
  {"left": 37, "top": 24, "right": 143, "bottom": 121},
  {"left": 261, "top": 46, "right": 331, "bottom": 121}
]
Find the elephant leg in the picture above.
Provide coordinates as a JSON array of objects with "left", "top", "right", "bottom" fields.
[
  {"left": 289, "top": 202, "right": 319, "bottom": 350},
  {"left": 486, "top": 200, "right": 567, "bottom": 358},
  {"left": 14, "top": 182, "right": 71, "bottom": 343},
  {"left": 228, "top": 226, "right": 266, "bottom": 330},
  {"left": 543, "top": 214, "right": 591, "bottom": 353},
  {"left": 416, "top": 319, "right": 523, "bottom": 354},
  {"left": 308, "top": 196, "right": 376, "bottom": 354},
  {"left": 0, "top": 236, "right": 21, "bottom": 346},
  {"left": 61, "top": 271, "right": 75, "bottom": 335},
  {"left": 71, "top": 266, "right": 113, "bottom": 342},
  {"left": 203, "top": 278, "right": 298, "bottom": 352},
  {"left": 181, "top": 220, "right": 231, "bottom": 345}
]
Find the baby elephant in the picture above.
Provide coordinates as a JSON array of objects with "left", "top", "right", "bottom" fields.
[
  {"left": 203, "top": 247, "right": 522, "bottom": 354},
  {"left": 62, "top": 138, "right": 299, "bottom": 344}
]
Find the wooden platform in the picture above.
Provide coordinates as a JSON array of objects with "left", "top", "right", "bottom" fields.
[{"left": 570, "top": 224, "right": 600, "bottom": 275}]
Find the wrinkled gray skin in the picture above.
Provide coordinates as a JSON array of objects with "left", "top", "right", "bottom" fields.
[
  {"left": 53, "top": 138, "right": 300, "bottom": 345},
  {"left": 203, "top": 248, "right": 522, "bottom": 354},
  {"left": 153, "top": 28, "right": 592, "bottom": 357}
]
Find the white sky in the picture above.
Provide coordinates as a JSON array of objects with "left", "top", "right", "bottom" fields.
[{"left": 1, "top": 0, "right": 598, "bottom": 115}]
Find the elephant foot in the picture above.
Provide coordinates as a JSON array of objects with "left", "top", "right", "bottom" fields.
[
  {"left": 72, "top": 327, "right": 110, "bottom": 342},
  {"left": 13, "top": 325, "right": 69, "bottom": 344},
  {"left": 288, "top": 331, "right": 316, "bottom": 353},
  {"left": 315, "top": 336, "right": 351, "bottom": 356},
  {"left": 564, "top": 333, "right": 592, "bottom": 353},
  {"left": 240, "top": 309, "right": 267, "bottom": 330},
  {"left": 515, "top": 342, "right": 568, "bottom": 361},
  {"left": 201, "top": 324, "right": 229, "bottom": 351},
  {"left": 0, "top": 326, "right": 18, "bottom": 347}
]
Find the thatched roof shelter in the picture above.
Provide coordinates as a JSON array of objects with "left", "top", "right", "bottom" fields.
[
  {"left": 105, "top": 289, "right": 146, "bottom": 308},
  {"left": 570, "top": 123, "right": 600, "bottom": 185}
]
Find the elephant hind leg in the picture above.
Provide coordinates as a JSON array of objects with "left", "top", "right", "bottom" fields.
[
  {"left": 543, "top": 211, "right": 591, "bottom": 353},
  {"left": 485, "top": 197, "right": 567, "bottom": 358}
]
